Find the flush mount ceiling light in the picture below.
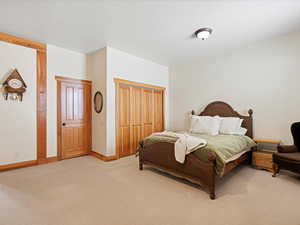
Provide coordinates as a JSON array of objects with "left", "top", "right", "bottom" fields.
[{"left": 195, "top": 28, "right": 213, "bottom": 40}]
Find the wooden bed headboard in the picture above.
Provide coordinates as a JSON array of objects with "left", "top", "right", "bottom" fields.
[{"left": 191, "top": 101, "right": 253, "bottom": 138}]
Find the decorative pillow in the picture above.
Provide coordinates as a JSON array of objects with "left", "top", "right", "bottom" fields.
[
  {"left": 190, "top": 115, "right": 221, "bottom": 136},
  {"left": 218, "top": 117, "right": 243, "bottom": 135}
]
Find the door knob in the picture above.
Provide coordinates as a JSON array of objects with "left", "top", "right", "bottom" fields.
[{"left": 62, "top": 123, "right": 66, "bottom": 126}]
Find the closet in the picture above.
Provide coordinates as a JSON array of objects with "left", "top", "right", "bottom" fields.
[{"left": 115, "top": 79, "right": 165, "bottom": 158}]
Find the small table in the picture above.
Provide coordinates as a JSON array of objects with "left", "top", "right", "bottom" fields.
[{"left": 252, "top": 139, "right": 280, "bottom": 173}]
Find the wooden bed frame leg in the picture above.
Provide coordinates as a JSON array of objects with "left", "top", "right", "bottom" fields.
[
  {"left": 207, "top": 153, "right": 216, "bottom": 200},
  {"left": 207, "top": 175, "right": 216, "bottom": 200},
  {"left": 208, "top": 181, "right": 216, "bottom": 200},
  {"left": 272, "top": 164, "right": 279, "bottom": 177},
  {"left": 139, "top": 161, "right": 143, "bottom": 170},
  {"left": 138, "top": 142, "right": 144, "bottom": 171}
]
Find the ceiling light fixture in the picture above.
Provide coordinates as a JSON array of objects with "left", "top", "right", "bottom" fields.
[{"left": 195, "top": 28, "right": 213, "bottom": 40}]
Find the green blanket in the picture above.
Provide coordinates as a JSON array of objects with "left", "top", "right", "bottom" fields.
[{"left": 141, "top": 131, "right": 256, "bottom": 177}]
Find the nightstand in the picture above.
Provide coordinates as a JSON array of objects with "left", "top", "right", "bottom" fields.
[{"left": 252, "top": 139, "right": 280, "bottom": 173}]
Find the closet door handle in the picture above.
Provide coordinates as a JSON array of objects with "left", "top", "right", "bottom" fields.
[{"left": 62, "top": 123, "right": 66, "bottom": 126}]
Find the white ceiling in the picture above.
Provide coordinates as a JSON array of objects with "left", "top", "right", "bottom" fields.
[{"left": 1, "top": 0, "right": 300, "bottom": 66}]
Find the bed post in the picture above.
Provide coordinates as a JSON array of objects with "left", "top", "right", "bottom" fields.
[
  {"left": 209, "top": 180, "right": 215, "bottom": 200},
  {"left": 248, "top": 109, "right": 253, "bottom": 138},
  {"left": 207, "top": 152, "right": 216, "bottom": 200},
  {"left": 139, "top": 141, "right": 144, "bottom": 170},
  {"left": 139, "top": 159, "right": 143, "bottom": 170}
]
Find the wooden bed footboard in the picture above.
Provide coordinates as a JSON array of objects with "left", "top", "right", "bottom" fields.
[{"left": 139, "top": 141, "right": 217, "bottom": 199}]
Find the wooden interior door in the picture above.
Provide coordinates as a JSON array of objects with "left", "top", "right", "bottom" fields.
[
  {"left": 58, "top": 78, "right": 91, "bottom": 160},
  {"left": 118, "top": 84, "right": 131, "bottom": 157}
]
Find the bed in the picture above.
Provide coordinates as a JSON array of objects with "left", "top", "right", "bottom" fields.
[{"left": 138, "top": 101, "right": 255, "bottom": 199}]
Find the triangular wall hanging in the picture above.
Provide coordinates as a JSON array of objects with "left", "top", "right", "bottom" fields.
[{"left": 2, "top": 69, "right": 27, "bottom": 101}]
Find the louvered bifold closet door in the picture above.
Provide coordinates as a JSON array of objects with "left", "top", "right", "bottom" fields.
[
  {"left": 130, "top": 86, "right": 143, "bottom": 155},
  {"left": 142, "top": 88, "right": 154, "bottom": 139},
  {"left": 116, "top": 79, "right": 165, "bottom": 158},
  {"left": 118, "top": 84, "right": 131, "bottom": 157},
  {"left": 153, "top": 90, "right": 164, "bottom": 132}
]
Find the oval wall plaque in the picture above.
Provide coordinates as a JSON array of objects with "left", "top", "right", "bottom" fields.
[{"left": 94, "top": 91, "right": 103, "bottom": 114}]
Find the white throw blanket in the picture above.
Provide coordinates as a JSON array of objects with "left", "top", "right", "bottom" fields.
[{"left": 157, "top": 131, "right": 207, "bottom": 163}]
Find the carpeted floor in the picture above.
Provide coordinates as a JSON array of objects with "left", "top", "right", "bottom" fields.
[{"left": 0, "top": 156, "right": 300, "bottom": 225}]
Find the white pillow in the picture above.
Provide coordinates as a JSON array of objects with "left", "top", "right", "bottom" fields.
[
  {"left": 190, "top": 115, "right": 221, "bottom": 136},
  {"left": 218, "top": 117, "right": 243, "bottom": 135},
  {"left": 235, "top": 127, "right": 248, "bottom": 136}
]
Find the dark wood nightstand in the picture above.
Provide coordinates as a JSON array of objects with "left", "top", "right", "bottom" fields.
[{"left": 252, "top": 139, "right": 280, "bottom": 173}]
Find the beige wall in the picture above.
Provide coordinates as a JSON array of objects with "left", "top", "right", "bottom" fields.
[
  {"left": 47, "top": 44, "right": 89, "bottom": 157},
  {"left": 170, "top": 32, "right": 300, "bottom": 144},
  {"left": 88, "top": 47, "right": 169, "bottom": 156},
  {"left": 0, "top": 42, "right": 89, "bottom": 164},
  {"left": 0, "top": 41, "right": 36, "bottom": 164},
  {"left": 87, "top": 48, "right": 107, "bottom": 155},
  {"left": 106, "top": 47, "right": 169, "bottom": 156}
]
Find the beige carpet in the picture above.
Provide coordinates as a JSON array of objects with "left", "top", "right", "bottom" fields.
[{"left": 0, "top": 156, "right": 300, "bottom": 225}]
